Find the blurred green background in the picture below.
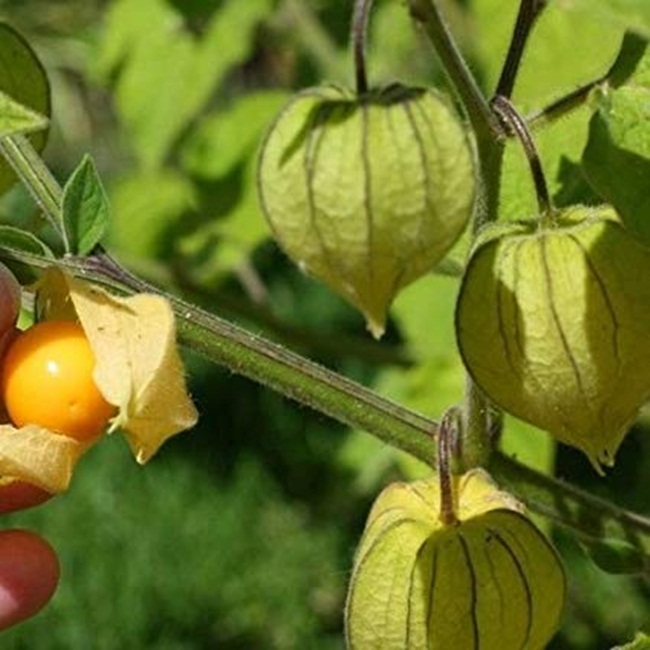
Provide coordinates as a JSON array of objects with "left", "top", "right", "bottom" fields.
[{"left": 0, "top": 0, "right": 647, "bottom": 647}]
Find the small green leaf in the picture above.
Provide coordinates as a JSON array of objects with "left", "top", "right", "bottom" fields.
[
  {"left": 585, "top": 537, "right": 648, "bottom": 575},
  {"left": 62, "top": 155, "right": 110, "bottom": 255},
  {"left": 583, "top": 51, "right": 650, "bottom": 244},
  {"left": 0, "top": 23, "right": 50, "bottom": 194},
  {"left": 0, "top": 225, "right": 54, "bottom": 257},
  {"left": 0, "top": 224, "right": 54, "bottom": 284},
  {"left": 0, "top": 90, "right": 48, "bottom": 137}
]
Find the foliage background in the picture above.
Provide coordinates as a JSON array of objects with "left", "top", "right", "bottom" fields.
[{"left": 0, "top": 0, "right": 647, "bottom": 647}]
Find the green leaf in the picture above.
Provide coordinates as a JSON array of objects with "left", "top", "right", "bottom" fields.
[
  {"left": 0, "top": 224, "right": 54, "bottom": 257},
  {"left": 0, "top": 23, "right": 50, "bottom": 194},
  {"left": 108, "top": 170, "right": 196, "bottom": 259},
  {"left": 583, "top": 50, "right": 650, "bottom": 244},
  {"left": 613, "top": 633, "right": 650, "bottom": 649},
  {"left": 0, "top": 90, "right": 48, "bottom": 137},
  {"left": 97, "top": 0, "right": 274, "bottom": 170},
  {"left": 472, "top": 0, "right": 624, "bottom": 109},
  {"left": 178, "top": 154, "right": 269, "bottom": 282},
  {"left": 182, "top": 91, "right": 289, "bottom": 179},
  {"left": 559, "top": 0, "right": 650, "bottom": 39},
  {"left": 62, "top": 155, "right": 110, "bottom": 255}
]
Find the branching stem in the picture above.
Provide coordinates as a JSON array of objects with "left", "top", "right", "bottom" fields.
[{"left": 491, "top": 95, "right": 552, "bottom": 217}]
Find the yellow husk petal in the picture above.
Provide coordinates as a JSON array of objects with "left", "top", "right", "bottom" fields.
[
  {"left": 39, "top": 267, "right": 198, "bottom": 463},
  {"left": 0, "top": 424, "right": 84, "bottom": 493}
]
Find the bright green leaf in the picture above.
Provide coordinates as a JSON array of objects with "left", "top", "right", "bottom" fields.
[
  {"left": 0, "top": 23, "right": 50, "bottom": 194},
  {"left": 108, "top": 170, "right": 196, "bottom": 259},
  {"left": 0, "top": 90, "right": 48, "bottom": 138},
  {"left": 182, "top": 91, "right": 289, "bottom": 179},
  {"left": 472, "top": 0, "right": 624, "bottom": 109},
  {"left": 583, "top": 50, "right": 650, "bottom": 244},
  {"left": 62, "top": 155, "right": 110, "bottom": 255},
  {"left": 559, "top": 0, "right": 650, "bottom": 39},
  {"left": 97, "top": 0, "right": 274, "bottom": 169},
  {"left": 0, "top": 224, "right": 54, "bottom": 257}
]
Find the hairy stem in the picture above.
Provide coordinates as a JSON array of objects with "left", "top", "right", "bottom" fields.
[
  {"left": 408, "top": 0, "right": 505, "bottom": 466},
  {"left": 0, "top": 134, "right": 69, "bottom": 252},
  {"left": 495, "top": 0, "right": 547, "bottom": 98},
  {"left": 406, "top": 0, "right": 502, "bottom": 141},
  {"left": 352, "top": 0, "right": 374, "bottom": 94},
  {"left": 491, "top": 95, "right": 551, "bottom": 217}
]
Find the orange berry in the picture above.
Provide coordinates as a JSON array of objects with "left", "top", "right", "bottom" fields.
[{"left": 1, "top": 321, "right": 115, "bottom": 443}]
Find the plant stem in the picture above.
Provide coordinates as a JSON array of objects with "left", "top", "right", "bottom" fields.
[
  {"left": 406, "top": 0, "right": 502, "bottom": 141},
  {"left": 351, "top": 0, "right": 374, "bottom": 94},
  {"left": 407, "top": 0, "right": 504, "bottom": 467},
  {"left": 491, "top": 95, "right": 551, "bottom": 217},
  {"left": 3, "top": 242, "right": 650, "bottom": 560},
  {"left": 0, "top": 134, "right": 70, "bottom": 252},
  {"left": 495, "top": 0, "right": 547, "bottom": 98}
]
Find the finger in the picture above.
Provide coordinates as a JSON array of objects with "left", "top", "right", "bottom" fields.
[
  {"left": 0, "top": 482, "right": 52, "bottom": 515},
  {"left": 0, "top": 529, "right": 59, "bottom": 630}
]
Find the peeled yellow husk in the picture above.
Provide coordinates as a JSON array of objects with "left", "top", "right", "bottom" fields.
[
  {"left": 456, "top": 205, "right": 650, "bottom": 471},
  {"left": 0, "top": 267, "right": 198, "bottom": 493},
  {"left": 258, "top": 84, "right": 476, "bottom": 338},
  {"left": 345, "top": 469, "right": 565, "bottom": 650}
]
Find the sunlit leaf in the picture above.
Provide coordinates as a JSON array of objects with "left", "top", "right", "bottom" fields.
[
  {"left": 182, "top": 91, "right": 289, "bottom": 179},
  {"left": 0, "top": 23, "right": 50, "bottom": 194},
  {"left": 558, "top": 0, "right": 650, "bottom": 39},
  {"left": 583, "top": 50, "right": 650, "bottom": 244},
  {"left": 97, "top": 0, "right": 274, "bottom": 169},
  {"left": 62, "top": 155, "right": 110, "bottom": 255}
]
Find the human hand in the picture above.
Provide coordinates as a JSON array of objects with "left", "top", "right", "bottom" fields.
[{"left": 0, "top": 483, "right": 58, "bottom": 631}]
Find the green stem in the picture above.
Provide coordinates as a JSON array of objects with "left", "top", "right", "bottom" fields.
[
  {"left": 493, "top": 454, "right": 650, "bottom": 554},
  {"left": 408, "top": 0, "right": 505, "bottom": 466},
  {"left": 352, "top": 0, "right": 374, "bottom": 94},
  {"left": 0, "top": 134, "right": 70, "bottom": 253},
  {"left": 495, "top": 0, "right": 546, "bottom": 99},
  {"left": 406, "top": 0, "right": 502, "bottom": 141},
  {"left": 2, "top": 244, "right": 650, "bottom": 560}
]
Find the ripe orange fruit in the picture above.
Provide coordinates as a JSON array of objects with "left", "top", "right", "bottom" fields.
[{"left": 1, "top": 321, "right": 115, "bottom": 443}]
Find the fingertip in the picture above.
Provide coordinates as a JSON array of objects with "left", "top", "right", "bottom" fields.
[
  {"left": 0, "top": 529, "right": 59, "bottom": 630},
  {"left": 0, "top": 482, "right": 52, "bottom": 515}
]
